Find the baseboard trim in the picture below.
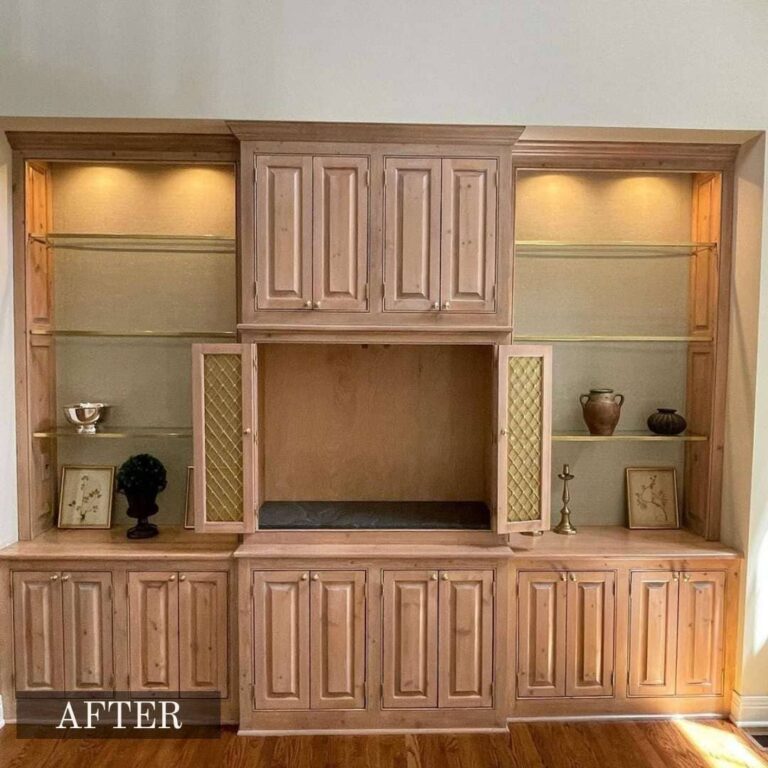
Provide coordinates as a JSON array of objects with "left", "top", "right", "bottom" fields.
[
  {"left": 238, "top": 726, "right": 509, "bottom": 736},
  {"left": 731, "top": 692, "right": 768, "bottom": 727},
  {"left": 509, "top": 713, "right": 725, "bottom": 723}
]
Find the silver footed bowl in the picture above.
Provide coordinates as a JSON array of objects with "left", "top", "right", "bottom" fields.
[{"left": 63, "top": 403, "right": 110, "bottom": 434}]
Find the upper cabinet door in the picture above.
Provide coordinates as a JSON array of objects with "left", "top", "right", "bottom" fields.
[
  {"left": 565, "top": 572, "right": 615, "bottom": 697},
  {"left": 676, "top": 571, "right": 725, "bottom": 696},
  {"left": 383, "top": 158, "right": 441, "bottom": 311},
  {"left": 517, "top": 572, "right": 566, "bottom": 698},
  {"left": 440, "top": 158, "right": 497, "bottom": 312},
  {"left": 255, "top": 155, "right": 313, "bottom": 310},
  {"left": 438, "top": 570, "right": 494, "bottom": 708},
  {"left": 312, "top": 156, "right": 369, "bottom": 311},
  {"left": 192, "top": 344, "right": 257, "bottom": 533},
  {"left": 62, "top": 572, "right": 114, "bottom": 693},
  {"left": 310, "top": 570, "right": 366, "bottom": 710},
  {"left": 252, "top": 570, "right": 310, "bottom": 710},
  {"left": 496, "top": 345, "right": 553, "bottom": 534},
  {"left": 12, "top": 571, "right": 64, "bottom": 693},
  {"left": 381, "top": 570, "right": 438, "bottom": 709},
  {"left": 127, "top": 571, "right": 179, "bottom": 694},
  {"left": 628, "top": 571, "right": 679, "bottom": 697}
]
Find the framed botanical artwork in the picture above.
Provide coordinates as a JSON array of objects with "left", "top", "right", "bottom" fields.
[
  {"left": 58, "top": 465, "right": 115, "bottom": 529},
  {"left": 184, "top": 466, "right": 195, "bottom": 529},
  {"left": 626, "top": 467, "right": 680, "bottom": 530}
]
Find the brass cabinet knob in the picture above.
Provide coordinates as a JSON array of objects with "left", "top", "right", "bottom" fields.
[
  {"left": 61, "top": 574, "right": 70, "bottom": 582},
  {"left": 500, "top": 428, "right": 508, "bottom": 436},
  {"left": 569, "top": 574, "right": 577, "bottom": 582},
  {"left": 441, "top": 573, "right": 449, "bottom": 581},
  {"left": 243, "top": 427, "right": 252, "bottom": 435},
  {"left": 672, "top": 574, "right": 679, "bottom": 582},
  {"left": 312, "top": 573, "right": 319, "bottom": 581},
  {"left": 559, "top": 573, "right": 567, "bottom": 582},
  {"left": 313, "top": 302, "right": 320, "bottom": 309},
  {"left": 683, "top": 574, "right": 690, "bottom": 582},
  {"left": 432, "top": 302, "right": 440, "bottom": 310},
  {"left": 443, "top": 301, "right": 451, "bottom": 309},
  {"left": 179, "top": 574, "right": 186, "bottom": 581},
  {"left": 304, "top": 300, "right": 312, "bottom": 308},
  {"left": 169, "top": 574, "right": 176, "bottom": 581},
  {"left": 301, "top": 573, "right": 309, "bottom": 581},
  {"left": 50, "top": 574, "right": 59, "bottom": 581},
  {"left": 430, "top": 573, "right": 438, "bottom": 581}
]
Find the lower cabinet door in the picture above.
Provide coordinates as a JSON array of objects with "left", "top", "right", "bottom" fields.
[
  {"left": 62, "top": 572, "right": 114, "bottom": 693},
  {"left": 179, "top": 572, "right": 228, "bottom": 698},
  {"left": 565, "top": 572, "right": 615, "bottom": 697},
  {"left": 12, "top": 571, "right": 64, "bottom": 694},
  {"left": 628, "top": 571, "right": 679, "bottom": 697},
  {"left": 517, "top": 572, "right": 566, "bottom": 697},
  {"left": 252, "top": 570, "right": 310, "bottom": 710},
  {"left": 438, "top": 570, "right": 494, "bottom": 708},
  {"left": 310, "top": 570, "right": 366, "bottom": 709},
  {"left": 128, "top": 572, "right": 180, "bottom": 694},
  {"left": 382, "top": 570, "right": 438, "bottom": 708},
  {"left": 676, "top": 571, "right": 725, "bottom": 696}
]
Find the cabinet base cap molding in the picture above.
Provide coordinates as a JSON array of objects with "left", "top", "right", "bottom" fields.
[{"left": 238, "top": 726, "right": 509, "bottom": 736}]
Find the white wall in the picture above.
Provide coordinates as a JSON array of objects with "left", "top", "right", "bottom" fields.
[{"left": 2, "top": 0, "right": 768, "bottom": 717}]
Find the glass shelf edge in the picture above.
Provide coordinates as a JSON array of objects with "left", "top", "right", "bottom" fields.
[
  {"left": 33, "top": 428, "right": 192, "bottom": 439},
  {"left": 552, "top": 433, "right": 708, "bottom": 442},
  {"left": 514, "top": 335, "right": 713, "bottom": 343},
  {"left": 515, "top": 241, "right": 717, "bottom": 259}
]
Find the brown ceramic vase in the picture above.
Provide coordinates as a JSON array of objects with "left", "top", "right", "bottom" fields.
[{"left": 579, "top": 388, "right": 624, "bottom": 436}]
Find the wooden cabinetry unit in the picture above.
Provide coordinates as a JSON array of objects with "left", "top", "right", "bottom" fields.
[
  {"left": 251, "top": 569, "right": 366, "bottom": 711},
  {"left": 13, "top": 570, "right": 113, "bottom": 694},
  {"left": 628, "top": 570, "right": 725, "bottom": 698},
  {"left": 128, "top": 570, "right": 228, "bottom": 696},
  {"left": 517, "top": 571, "right": 615, "bottom": 699}
]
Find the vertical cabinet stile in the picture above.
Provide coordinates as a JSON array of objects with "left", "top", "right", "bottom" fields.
[{"left": 193, "top": 343, "right": 257, "bottom": 533}]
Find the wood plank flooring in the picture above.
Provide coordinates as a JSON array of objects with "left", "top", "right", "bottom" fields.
[{"left": 0, "top": 720, "right": 765, "bottom": 767}]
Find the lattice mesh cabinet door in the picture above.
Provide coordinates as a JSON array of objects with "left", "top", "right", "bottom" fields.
[
  {"left": 192, "top": 344, "right": 256, "bottom": 532},
  {"left": 496, "top": 345, "right": 552, "bottom": 533}
]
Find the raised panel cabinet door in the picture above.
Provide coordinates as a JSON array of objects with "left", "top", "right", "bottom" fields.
[
  {"left": 628, "top": 571, "right": 679, "bottom": 697},
  {"left": 127, "top": 572, "right": 179, "bottom": 694},
  {"left": 255, "top": 154, "right": 313, "bottom": 309},
  {"left": 676, "top": 571, "right": 725, "bottom": 696},
  {"left": 381, "top": 570, "right": 438, "bottom": 709},
  {"left": 438, "top": 570, "right": 494, "bottom": 708},
  {"left": 179, "top": 572, "right": 228, "bottom": 698},
  {"left": 517, "top": 572, "right": 566, "bottom": 698},
  {"left": 496, "top": 345, "right": 553, "bottom": 534},
  {"left": 310, "top": 570, "right": 366, "bottom": 709},
  {"left": 192, "top": 344, "right": 257, "bottom": 533},
  {"left": 252, "top": 570, "right": 310, "bottom": 710},
  {"left": 565, "top": 572, "right": 615, "bottom": 697},
  {"left": 440, "top": 158, "right": 497, "bottom": 312},
  {"left": 62, "top": 572, "right": 113, "bottom": 693},
  {"left": 383, "top": 157, "right": 441, "bottom": 311},
  {"left": 312, "top": 156, "right": 369, "bottom": 311},
  {"left": 12, "top": 571, "right": 64, "bottom": 693},
  {"left": 25, "top": 163, "right": 53, "bottom": 327}
]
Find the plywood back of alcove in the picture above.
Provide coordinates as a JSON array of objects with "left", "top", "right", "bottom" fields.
[{"left": 262, "top": 344, "right": 494, "bottom": 503}]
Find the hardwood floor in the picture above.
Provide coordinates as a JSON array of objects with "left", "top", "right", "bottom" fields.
[{"left": 0, "top": 720, "right": 764, "bottom": 767}]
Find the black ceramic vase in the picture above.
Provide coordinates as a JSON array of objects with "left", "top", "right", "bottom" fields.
[
  {"left": 647, "top": 408, "right": 687, "bottom": 436},
  {"left": 126, "top": 492, "right": 159, "bottom": 539}
]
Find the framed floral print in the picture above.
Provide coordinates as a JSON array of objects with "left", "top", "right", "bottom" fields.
[
  {"left": 58, "top": 465, "right": 115, "bottom": 529},
  {"left": 626, "top": 467, "right": 680, "bottom": 530}
]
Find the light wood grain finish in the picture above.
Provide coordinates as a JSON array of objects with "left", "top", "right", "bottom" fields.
[
  {"left": 441, "top": 159, "right": 497, "bottom": 312},
  {"left": 12, "top": 571, "right": 64, "bottom": 693},
  {"left": 382, "top": 570, "right": 439, "bottom": 709},
  {"left": 251, "top": 570, "right": 310, "bottom": 710},
  {"left": 25, "top": 163, "right": 53, "bottom": 326},
  {"left": 438, "top": 570, "right": 494, "bottom": 708},
  {"left": 676, "top": 571, "right": 725, "bottom": 696},
  {"left": 517, "top": 572, "right": 566, "bottom": 698},
  {"left": 310, "top": 570, "right": 366, "bottom": 709},
  {"left": 565, "top": 571, "right": 615, "bottom": 697},
  {"left": 312, "top": 156, "right": 369, "bottom": 311},
  {"left": 127, "top": 571, "right": 179, "bottom": 693},
  {"left": 255, "top": 155, "right": 312, "bottom": 310},
  {"left": 179, "top": 571, "right": 228, "bottom": 697},
  {"left": 628, "top": 571, "right": 679, "bottom": 697},
  {"left": 62, "top": 571, "right": 113, "bottom": 692},
  {"left": 383, "top": 157, "right": 441, "bottom": 311}
]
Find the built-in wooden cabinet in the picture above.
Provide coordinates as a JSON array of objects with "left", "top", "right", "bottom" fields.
[
  {"left": 128, "top": 570, "right": 228, "bottom": 697},
  {"left": 251, "top": 569, "right": 366, "bottom": 711},
  {"left": 517, "top": 571, "right": 615, "bottom": 699},
  {"left": 382, "top": 569, "right": 494, "bottom": 709},
  {"left": 628, "top": 570, "right": 725, "bottom": 698},
  {"left": 13, "top": 570, "right": 113, "bottom": 694}
]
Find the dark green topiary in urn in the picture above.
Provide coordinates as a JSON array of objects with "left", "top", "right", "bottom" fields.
[{"left": 117, "top": 454, "right": 167, "bottom": 539}]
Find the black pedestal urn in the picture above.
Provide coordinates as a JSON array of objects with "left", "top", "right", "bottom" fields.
[{"left": 117, "top": 454, "right": 167, "bottom": 540}]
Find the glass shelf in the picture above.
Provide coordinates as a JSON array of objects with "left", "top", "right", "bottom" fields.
[
  {"left": 514, "top": 334, "right": 713, "bottom": 344},
  {"left": 552, "top": 431, "right": 707, "bottom": 442},
  {"left": 29, "top": 328, "right": 235, "bottom": 339},
  {"left": 33, "top": 427, "right": 192, "bottom": 439},
  {"left": 515, "top": 241, "right": 717, "bottom": 259},
  {"left": 29, "top": 232, "right": 236, "bottom": 254}
]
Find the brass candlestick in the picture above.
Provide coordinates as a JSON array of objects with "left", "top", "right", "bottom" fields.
[{"left": 553, "top": 463, "right": 577, "bottom": 535}]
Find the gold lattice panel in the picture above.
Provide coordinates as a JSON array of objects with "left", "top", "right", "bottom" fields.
[
  {"left": 506, "top": 356, "right": 543, "bottom": 523},
  {"left": 203, "top": 354, "right": 244, "bottom": 523}
]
